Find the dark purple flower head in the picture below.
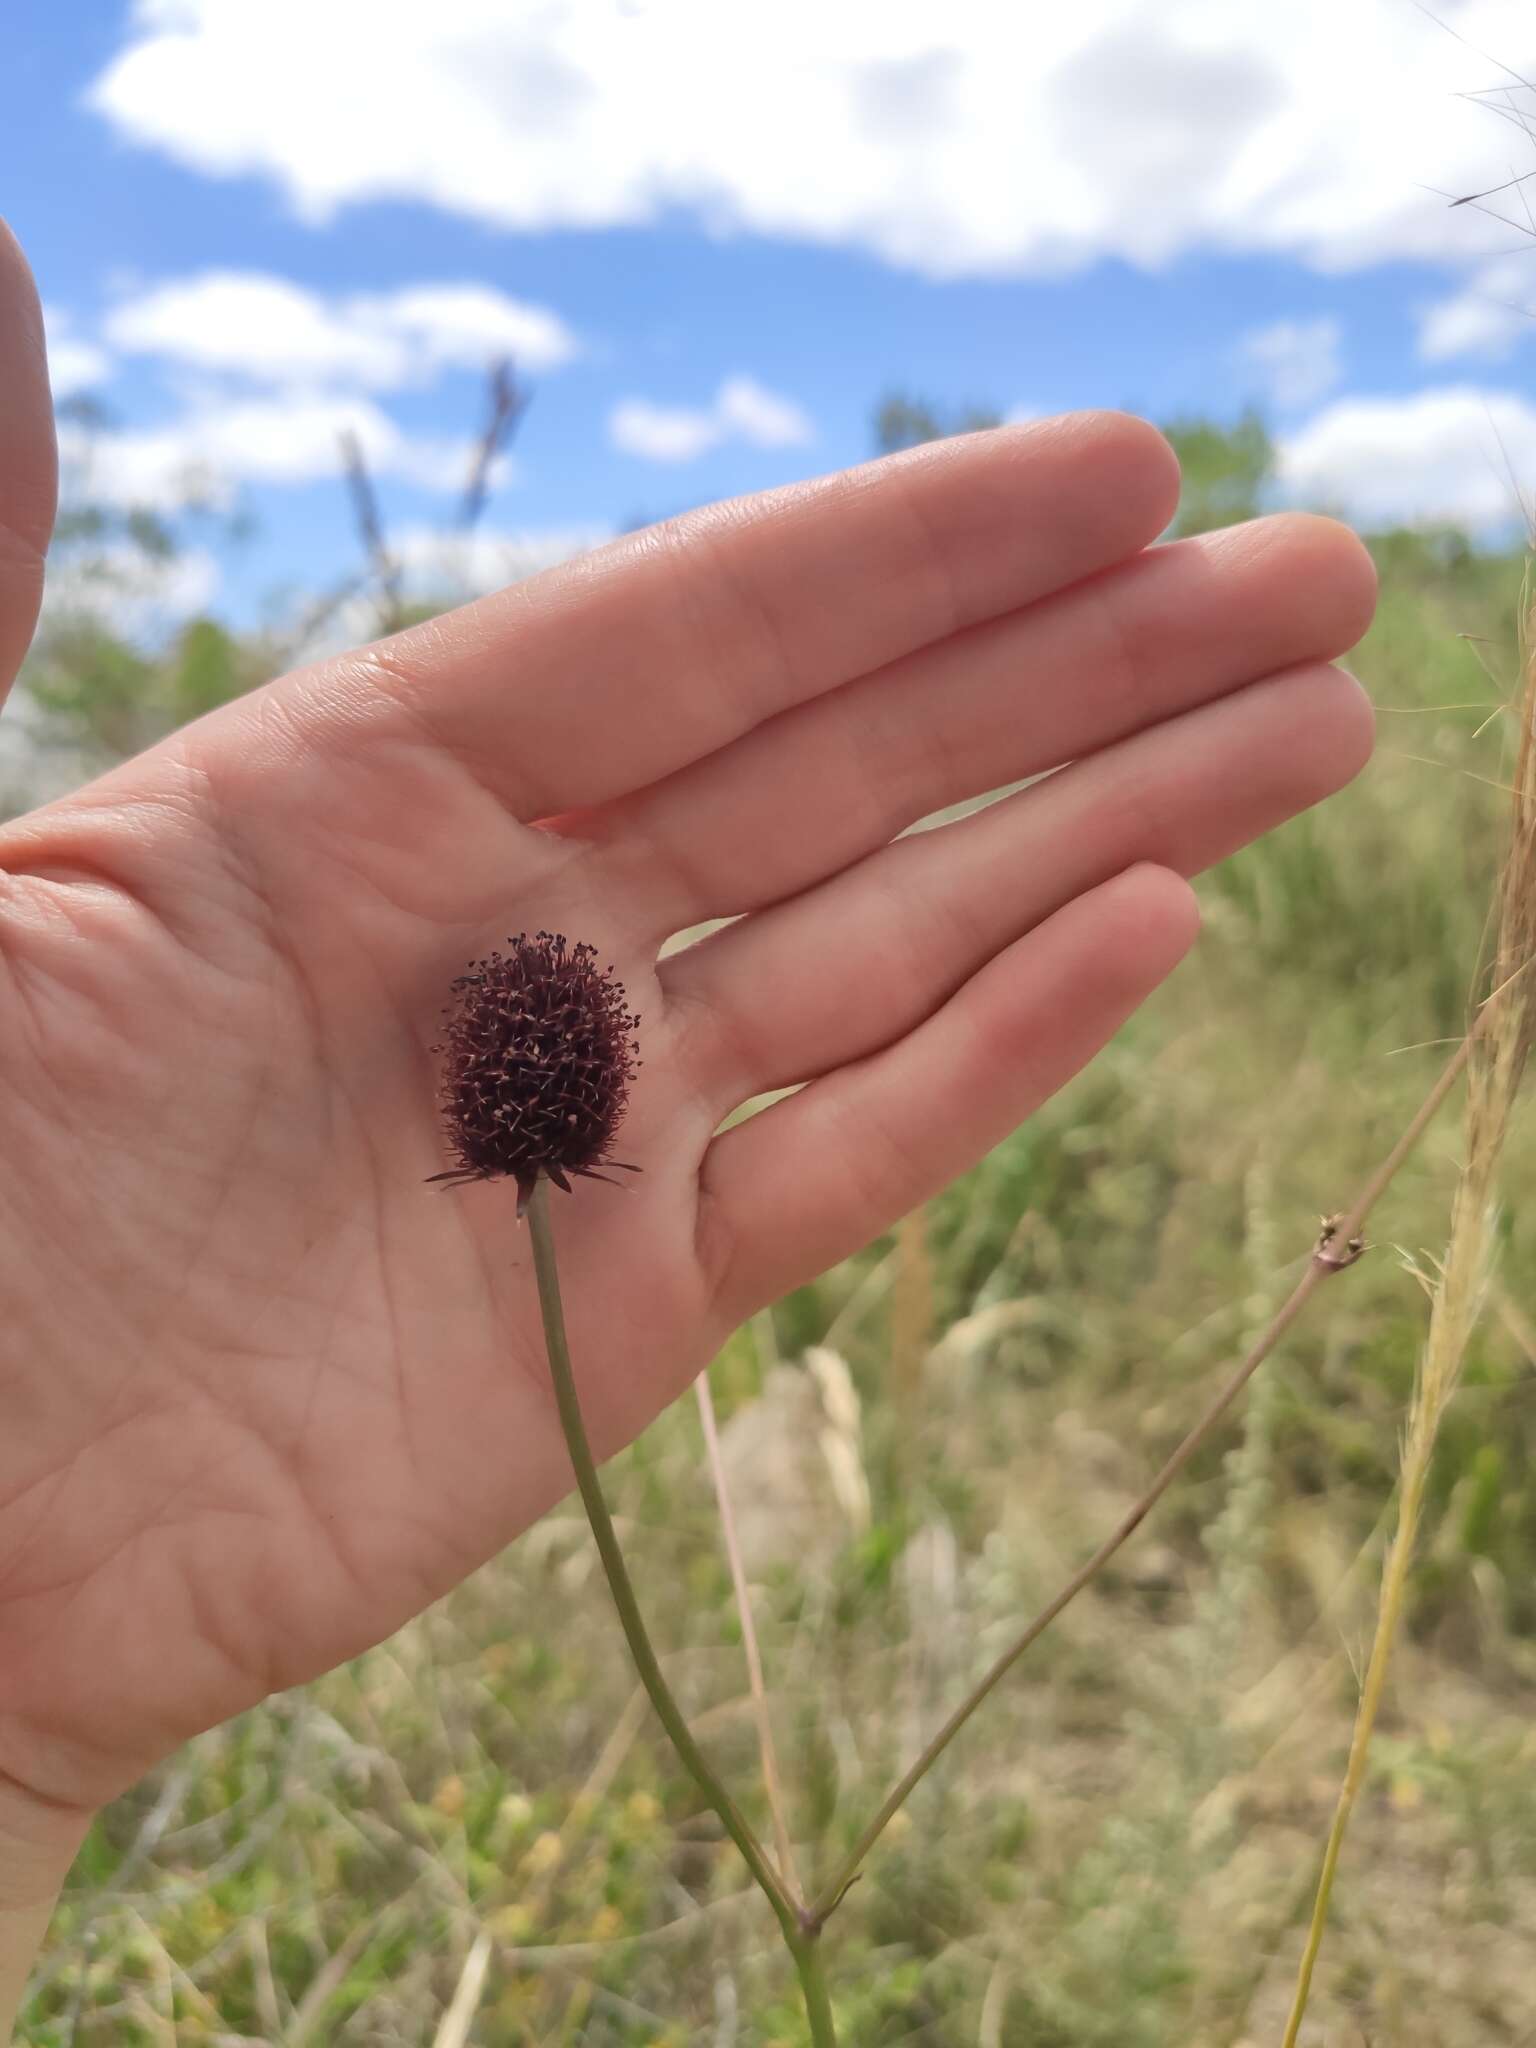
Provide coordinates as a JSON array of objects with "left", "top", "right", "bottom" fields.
[{"left": 430, "top": 931, "right": 641, "bottom": 1216}]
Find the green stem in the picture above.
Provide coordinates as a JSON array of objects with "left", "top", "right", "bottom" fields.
[
  {"left": 525, "top": 1177, "right": 801, "bottom": 1955},
  {"left": 789, "top": 1933, "right": 837, "bottom": 2047}
]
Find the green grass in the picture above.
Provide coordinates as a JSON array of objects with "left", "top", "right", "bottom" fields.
[{"left": 24, "top": 534, "right": 1536, "bottom": 2045}]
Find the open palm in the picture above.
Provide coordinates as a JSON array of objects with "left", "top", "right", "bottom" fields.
[{"left": 0, "top": 227, "right": 1376, "bottom": 1821}]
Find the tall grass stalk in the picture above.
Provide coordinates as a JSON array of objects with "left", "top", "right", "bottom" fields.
[
  {"left": 694, "top": 1367, "right": 802, "bottom": 1903},
  {"left": 1282, "top": 595, "right": 1536, "bottom": 2045}
]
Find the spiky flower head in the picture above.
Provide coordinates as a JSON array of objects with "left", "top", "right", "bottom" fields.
[{"left": 430, "top": 931, "right": 641, "bottom": 1216}]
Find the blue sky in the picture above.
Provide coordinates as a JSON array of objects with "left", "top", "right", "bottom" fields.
[{"left": 6, "top": 0, "right": 1536, "bottom": 633}]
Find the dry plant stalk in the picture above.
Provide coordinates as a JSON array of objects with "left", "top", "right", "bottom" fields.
[
  {"left": 336, "top": 356, "right": 528, "bottom": 641},
  {"left": 889, "top": 1207, "right": 935, "bottom": 1497},
  {"left": 694, "top": 1369, "right": 802, "bottom": 1903},
  {"left": 1282, "top": 590, "right": 1536, "bottom": 2045},
  {"left": 802, "top": 1029, "right": 1473, "bottom": 1926}
]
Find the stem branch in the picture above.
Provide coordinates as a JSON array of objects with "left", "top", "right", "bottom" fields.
[{"left": 807, "top": 1032, "right": 1473, "bottom": 1928}]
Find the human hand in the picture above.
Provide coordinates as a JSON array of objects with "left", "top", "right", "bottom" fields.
[{"left": 0, "top": 225, "right": 1374, "bottom": 1840}]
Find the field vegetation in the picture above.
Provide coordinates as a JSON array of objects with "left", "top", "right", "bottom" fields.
[{"left": 15, "top": 410, "right": 1536, "bottom": 2046}]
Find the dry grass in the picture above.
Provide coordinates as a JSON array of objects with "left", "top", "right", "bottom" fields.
[{"left": 1283, "top": 574, "right": 1536, "bottom": 2040}]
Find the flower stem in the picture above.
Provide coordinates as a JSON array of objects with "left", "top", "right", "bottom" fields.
[
  {"left": 788, "top": 1931, "right": 837, "bottom": 2047},
  {"left": 524, "top": 1177, "right": 802, "bottom": 1959},
  {"left": 806, "top": 1031, "right": 1474, "bottom": 1929}
]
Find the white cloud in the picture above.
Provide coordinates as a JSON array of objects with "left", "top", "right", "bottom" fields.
[
  {"left": 86, "top": 2, "right": 1535, "bottom": 279},
  {"left": 42, "top": 542, "right": 221, "bottom": 632},
  {"left": 296, "top": 522, "right": 611, "bottom": 658},
  {"left": 358, "top": 283, "right": 576, "bottom": 376},
  {"left": 43, "top": 305, "right": 112, "bottom": 397},
  {"left": 610, "top": 398, "right": 721, "bottom": 464},
  {"left": 1418, "top": 252, "right": 1536, "bottom": 362},
  {"left": 386, "top": 435, "right": 516, "bottom": 496},
  {"left": 610, "top": 375, "right": 813, "bottom": 462},
  {"left": 56, "top": 391, "right": 494, "bottom": 510},
  {"left": 1277, "top": 386, "right": 1536, "bottom": 531},
  {"left": 106, "top": 273, "right": 398, "bottom": 385},
  {"left": 714, "top": 375, "right": 814, "bottom": 446},
  {"left": 57, "top": 415, "right": 230, "bottom": 513},
  {"left": 71, "top": 273, "right": 553, "bottom": 513},
  {"left": 391, "top": 522, "right": 611, "bottom": 596},
  {"left": 177, "top": 391, "right": 403, "bottom": 484},
  {"left": 104, "top": 270, "right": 578, "bottom": 386},
  {"left": 1239, "top": 315, "right": 1342, "bottom": 409}
]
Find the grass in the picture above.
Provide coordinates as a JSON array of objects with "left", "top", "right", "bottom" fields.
[
  {"left": 21, "top": 529, "right": 1536, "bottom": 2045},
  {"left": 1282, "top": 566, "right": 1536, "bottom": 2042}
]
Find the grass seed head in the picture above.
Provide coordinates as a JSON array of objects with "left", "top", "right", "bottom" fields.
[{"left": 430, "top": 931, "right": 641, "bottom": 1214}]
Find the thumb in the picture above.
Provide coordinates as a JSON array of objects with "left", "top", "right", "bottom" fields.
[{"left": 0, "top": 219, "right": 57, "bottom": 707}]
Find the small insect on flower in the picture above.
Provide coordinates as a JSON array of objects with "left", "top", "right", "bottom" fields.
[{"left": 429, "top": 930, "right": 641, "bottom": 1218}]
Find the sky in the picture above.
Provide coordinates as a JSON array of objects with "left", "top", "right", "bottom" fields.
[{"left": 7, "top": 0, "right": 1536, "bottom": 634}]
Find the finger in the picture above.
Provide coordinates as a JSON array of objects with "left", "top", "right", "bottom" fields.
[
  {"left": 600, "top": 513, "right": 1376, "bottom": 931},
  {"left": 264, "top": 413, "right": 1179, "bottom": 820},
  {"left": 697, "top": 864, "right": 1199, "bottom": 1324},
  {"left": 0, "top": 223, "right": 56, "bottom": 703},
  {"left": 665, "top": 662, "right": 1371, "bottom": 1113}
]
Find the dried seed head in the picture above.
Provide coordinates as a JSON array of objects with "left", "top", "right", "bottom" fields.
[{"left": 430, "top": 931, "right": 641, "bottom": 1215}]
